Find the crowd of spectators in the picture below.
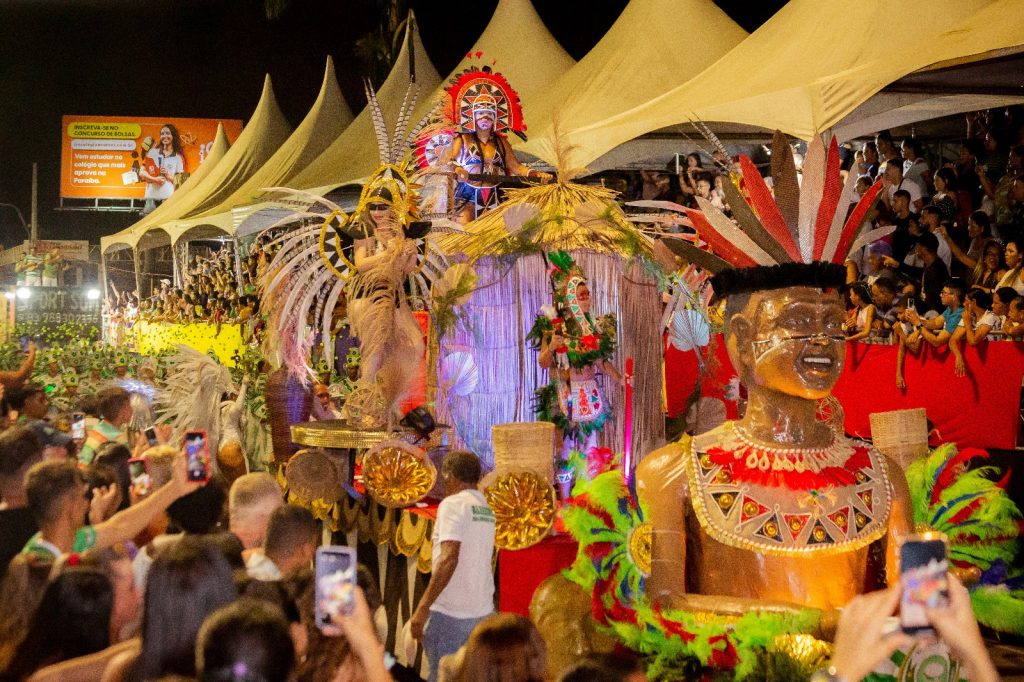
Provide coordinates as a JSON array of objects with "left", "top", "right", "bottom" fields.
[
  {"left": 103, "top": 239, "right": 279, "bottom": 333},
  {"left": 0, "top": 402, "right": 661, "bottom": 682},
  {"left": 832, "top": 109, "right": 1024, "bottom": 387}
]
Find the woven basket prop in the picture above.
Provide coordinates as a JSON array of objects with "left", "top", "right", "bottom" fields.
[
  {"left": 362, "top": 439, "right": 437, "bottom": 508},
  {"left": 485, "top": 422, "right": 557, "bottom": 550},
  {"left": 491, "top": 422, "right": 556, "bottom": 482},
  {"left": 266, "top": 368, "right": 312, "bottom": 464},
  {"left": 285, "top": 448, "right": 344, "bottom": 504},
  {"left": 869, "top": 407, "right": 929, "bottom": 470}
]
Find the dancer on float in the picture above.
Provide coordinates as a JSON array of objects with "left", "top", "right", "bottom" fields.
[
  {"left": 531, "top": 251, "right": 621, "bottom": 456},
  {"left": 442, "top": 64, "right": 550, "bottom": 223},
  {"left": 345, "top": 166, "right": 428, "bottom": 423}
]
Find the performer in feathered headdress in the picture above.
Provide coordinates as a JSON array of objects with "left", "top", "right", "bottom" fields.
[
  {"left": 260, "top": 80, "right": 451, "bottom": 428},
  {"left": 528, "top": 251, "right": 620, "bottom": 453},
  {"left": 435, "top": 62, "right": 551, "bottom": 223}
]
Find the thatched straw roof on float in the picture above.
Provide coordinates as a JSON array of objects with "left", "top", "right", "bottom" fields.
[
  {"left": 432, "top": 147, "right": 665, "bottom": 468},
  {"left": 437, "top": 180, "right": 655, "bottom": 262}
]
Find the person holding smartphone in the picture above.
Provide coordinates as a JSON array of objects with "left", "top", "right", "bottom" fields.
[
  {"left": 20, "top": 447, "right": 207, "bottom": 561},
  {"left": 819, "top": 574, "right": 998, "bottom": 682}
]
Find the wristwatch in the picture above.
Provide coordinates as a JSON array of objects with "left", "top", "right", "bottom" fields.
[{"left": 810, "top": 665, "right": 848, "bottom": 682}]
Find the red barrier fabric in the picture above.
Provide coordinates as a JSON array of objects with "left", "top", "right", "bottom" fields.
[
  {"left": 835, "top": 341, "right": 1024, "bottom": 449},
  {"left": 497, "top": 534, "right": 579, "bottom": 616},
  {"left": 664, "top": 336, "right": 1024, "bottom": 450}
]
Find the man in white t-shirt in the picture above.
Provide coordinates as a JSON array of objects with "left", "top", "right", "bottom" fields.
[
  {"left": 883, "top": 161, "right": 924, "bottom": 214},
  {"left": 410, "top": 450, "right": 495, "bottom": 682}
]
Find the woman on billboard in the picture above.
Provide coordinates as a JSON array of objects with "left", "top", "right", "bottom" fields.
[{"left": 140, "top": 123, "right": 185, "bottom": 208}]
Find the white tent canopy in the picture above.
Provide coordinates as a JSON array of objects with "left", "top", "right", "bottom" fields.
[
  {"left": 193, "top": 57, "right": 353, "bottom": 218},
  {"left": 518, "top": 0, "right": 747, "bottom": 168},
  {"left": 293, "top": 0, "right": 576, "bottom": 194},
  {"left": 566, "top": 0, "right": 1019, "bottom": 165}
]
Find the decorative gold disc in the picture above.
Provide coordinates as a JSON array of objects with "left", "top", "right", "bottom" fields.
[
  {"left": 362, "top": 439, "right": 436, "bottom": 508},
  {"left": 484, "top": 470, "right": 557, "bottom": 550},
  {"left": 628, "top": 522, "right": 653, "bottom": 577}
]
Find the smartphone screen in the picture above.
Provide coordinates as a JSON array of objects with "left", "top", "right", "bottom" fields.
[
  {"left": 900, "top": 534, "right": 949, "bottom": 635},
  {"left": 315, "top": 545, "right": 356, "bottom": 628},
  {"left": 183, "top": 430, "right": 210, "bottom": 482},
  {"left": 70, "top": 413, "right": 86, "bottom": 440},
  {"left": 129, "top": 457, "right": 145, "bottom": 478},
  {"left": 19, "top": 335, "right": 29, "bottom": 353},
  {"left": 144, "top": 426, "right": 159, "bottom": 446}
]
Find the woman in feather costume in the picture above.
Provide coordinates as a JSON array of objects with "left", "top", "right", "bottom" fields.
[{"left": 346, "top": 170, "right": 426, "bottom": 424}]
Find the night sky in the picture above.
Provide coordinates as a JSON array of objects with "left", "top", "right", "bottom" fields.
[{"left": 0, "top": 0, "right": 785, "bottom": 250}]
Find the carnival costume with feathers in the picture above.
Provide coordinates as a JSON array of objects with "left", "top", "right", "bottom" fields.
[
  {"left": 528, "top": 251, "right": 616, "bottom": 439},
  {"left": 157, "top": 345, "right": 246, "bottom": 481},
  {"left": 259, "top": 82, "right": 457, "bottom": 425},
  {"left": 416, "top": 61, "right": 540, "bottom": 222}
]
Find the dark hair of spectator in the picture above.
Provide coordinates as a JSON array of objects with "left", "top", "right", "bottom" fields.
[
  {"left": 197, "top": 599, "right": 295, "bottom": 682},
  {"left": 873, "top": 277, "right": 897, "bottom": 295},
  {"left": 0, "top": 426, "right": 42, "bottom": 479},
  {"left": 961, "top": 138, "right": 983, "bottom": 159},
  {"left": 934, "top": 166, "right": 958, "bottom": 191},
  {"left": 93, "top": 442, "right": 133, "bottom": 512},
  {"left": 206, "top": 531, "right": 246, "bottom": 572},
  {"left": 443, "top": 450, "right": 483, "bottom": 485},
  {"left": 966, "top": 288, "right": 993, "bottom": 310},
  {"left": 944, "top": 278, "right": 966, "bottom": 301},
  {"left": 6, "top": 383, "right": 45, "bottom": 411},
  {"left": 917, "top": 231, "right": 939, "bottom": 254},
  {"left": 848, "top": 282, "right": 872, "bottom": 306},
  {"left": 127, "top": 536, "right": 238, "bottom": 682},
  {"left": 24, "top": 460, "right": 84, "bottom": 525},
  {"left": 995, "top": 287, "right": 1018, "bottom": 307},
  {"left": 0, "top": 554, "right": 54, "bottom": 667},
  {"left": 458, "top": 613, "right": 547, "bottom": 682},
  {"left": 167, "top": 475, "right": 227, "bottom": 535},
  {"left": 969, "top": 210, "right": 991, "bottom": 234},
  {"left": 94, "top": 387, "right": 131, "bottom": 423},
  {"left": 893, "top": 189, "right": 911, "bottom": 202},
  {"left": 557, "top": 652, "right": 645, "bottom": 682},
  {"left": 1, "top": 568, "right": 113, "bottom": 680},
  {"left": 901, "top": 138, "right": 922, "bottom": 158}
]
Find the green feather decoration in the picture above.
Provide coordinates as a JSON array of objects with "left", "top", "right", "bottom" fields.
[{"left": 969, "top": 587, "right": 1024, "bottom": 633}]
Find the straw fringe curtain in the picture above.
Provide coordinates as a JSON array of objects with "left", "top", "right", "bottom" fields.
[{"left": 436, "top": 251, "right": 664, "bottom": 471}]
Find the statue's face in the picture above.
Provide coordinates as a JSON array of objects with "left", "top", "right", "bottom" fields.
[{"left": 729, "top": 287, "right": 846, "bottom": 399}]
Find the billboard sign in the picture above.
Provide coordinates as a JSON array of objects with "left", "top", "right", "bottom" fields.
[
  {"left": 14, "top": 286, "right": 102, "bottom": 344},
  {"left": 60, "top": 115, "right": 243, "bottom": 200}
]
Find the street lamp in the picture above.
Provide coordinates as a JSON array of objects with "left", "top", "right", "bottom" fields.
[{"left": 0, "top": 203, "right": 31, "bottom": 240}]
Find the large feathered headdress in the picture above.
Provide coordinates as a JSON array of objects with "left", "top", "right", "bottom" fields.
[
  {"left": 355, "top": 79, "right": 427, "bottom": 225},
  {"left": 445, "top": 59, "right": 526, "bottom": 139},
  {"left": 673, "top": 131, "right": 888, "bottom": 299}
]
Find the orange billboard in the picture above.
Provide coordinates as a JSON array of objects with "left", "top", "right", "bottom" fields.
[{"left": 60, "top": 115, "right": 244, "bottom": 200}]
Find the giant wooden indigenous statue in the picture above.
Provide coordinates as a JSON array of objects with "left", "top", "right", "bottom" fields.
[
  {"left": 638, "top": 259, "right": 914, "bottom": 615},
  {"left": 532, "top": 134, "right": 922, "bottom": 676},
  {"left": 639, "top": 135, "right": 911, "bottom": 616}
]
